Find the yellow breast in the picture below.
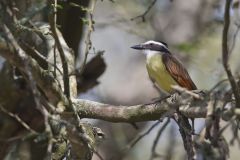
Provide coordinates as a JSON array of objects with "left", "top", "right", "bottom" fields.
[{"left": 146, "top": 53, "right": 177, "bottom": 93}]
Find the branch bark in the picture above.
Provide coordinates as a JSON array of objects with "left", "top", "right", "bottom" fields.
[{"left": 72, "top": 96, "right": 208, "bottom": 122}]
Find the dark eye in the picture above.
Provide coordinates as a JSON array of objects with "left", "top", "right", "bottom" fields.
[{"left": 150, "top": 43, "right": 153, "bottom": 46}]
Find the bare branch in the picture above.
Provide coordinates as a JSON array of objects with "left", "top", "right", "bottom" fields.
[
  {"left": 209, "top": 78, "right": 229, "bottom": 93},
  {"left": 222, "top": 0, "right": 240, "bottom": 108},
  {"left": 165, "top": 125, "right": 176, "bottom": 160},
  {"left": 22, "top": 41, "right": 63, "bottom": 75},
  {"left": 150, "top": 118, "right": 170, "bottom": 160},
  {"left": 48, "top": 0, "right": 70, "bottom": 98},
  {"left": 73, "top": 98, "right": 179, "bottom": 122},
  {"left": 72, "top": 93, "right": 209, "bottom": 123},
  {"left": 172, "top": 85, "right": 203, "bottom": 99},
  {"left": 229, "top": 23, "right": 240, "bottom": 54},
  {"left": 0, "top": 105, "right": 38, "bottom": 135},
  {"left": 93, "top": 149, "right": 105, "bottom": 160},
  {"left": 131, "top": 0, "right": 158, "bottom": 22},
  {"left": 126, "top": 121, "right": 161, "bottom": 149},
  {"left": 114, "top": 120, "right": 161, "bottom": 160},
  {"left": 79, "top": 0, "right": 97, "bottom": 75}
]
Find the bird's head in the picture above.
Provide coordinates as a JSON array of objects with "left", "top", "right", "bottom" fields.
[{"left": 131, "top": 40, "right": 170, "bottom": 56}]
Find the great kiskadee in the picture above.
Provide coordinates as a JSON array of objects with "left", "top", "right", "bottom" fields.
[
  {"left": 131, "top": 40, "right": 197, "bottom": 93},
  {"left": 131, "top": 40, "right": 197, "bottom": 132}
]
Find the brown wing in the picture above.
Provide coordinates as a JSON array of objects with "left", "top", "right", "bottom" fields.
[{"left": 162, "top": 54, "right": 197, "bottom": 90}]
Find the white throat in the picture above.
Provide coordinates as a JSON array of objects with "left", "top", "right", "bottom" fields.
[{"left": 144, "top": 50, "right": 164, "bottom": 59}]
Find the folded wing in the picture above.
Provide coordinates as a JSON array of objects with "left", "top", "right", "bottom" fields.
[{"left": 162, "top": 54, "right": 197, "bottom": 90}]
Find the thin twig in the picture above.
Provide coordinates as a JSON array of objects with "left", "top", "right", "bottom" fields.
[
  {"left": 0, "top": 135, "right": 24, "bottom": 142},
  {"left": 53, "top": 42, "right": 57, "bottom": 77},
  {"left": 131, "top": 0, "right": 157, "bottom": 22},
  {"left": 150, "top": 118, "right": 170, "bottom": 160},
  {"left": 122, "top": 120, "right": 161, "bottom": 155},
  {"left": 230, "top": 120, "right": 240, "bottom": 146},
  {"left": 110, "top": 120, "right": 161, "bottom": 160},
  {"left": 165, "top": 125, "right": 176, "bottom": 160},
  {"left": 218, "top": 115, "right": 236, "bottom": 135},
  {"left": 45, "top": 135, "right": 53, "bottom": 160},
  {"left": 0, "top": 105, "right": 38, "bottom": 134},
  {"left": 19, "top": 2, "right": 47, "bottom": 25},
  {"left": 209, "top": 78, "right": 229, "bottom": 93},
  {"left": 172, "top": 85, "right": 202, "bottom": 99},
  {"left": 79, "top": 0, "right": 97, "bottom": 75},
  {"left": 22, "top": 41, "right": 63, "bottom": 75},
  {"left": 222, "top": 0, "right": 240, "bottom": 108},
  {"left": 0, "top": 133, "right": 37, "bottom": 143},
  {"left": 93, "top": 149, "right": 105, "bottom": 160},
  {"left": 229, "top": 23, "right": 240, "bottom": 54},
  {"left": 48, "top": 0, "right": 70, "bottom": 97}
]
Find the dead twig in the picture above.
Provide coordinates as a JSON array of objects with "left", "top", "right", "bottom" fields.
[
  {"left": 78, "top": 0, "right": 97, "bottom": 75},
  {"left": 149, "top": 118, "right": 170, "bottom": 160},
  {"left": 115, "top": 120, "right": 162, "bottom": 160},
  {"left": 131, "top": 0, "right": 158, "bottom": 22},
  {"left": 209, "top": 78, "right": 229, "bottom": 93},
  {"left": 22, "top": 41, "right": 63, "bottom": 75},
  {"left": 125, "top": 120, "right": 161, "bottom": 150},
  {"left": 172, "top": 85, "right": 203, "bottom": 99},
  {"left": 0, "top": 105, "right": 38, "bottom": 135},
  {"left": 93, "top": 149, "right": 105, "bottom": 160},
  {"left": 48, "top": 0, "right": 70, "bottom": 97},
  {"left": 222, "top": 0, "right": 240, "bottom": 108},
  {"left": 218, "top": 116, "right": 236, "bottom": 136},
  {"left": 165, "top": 124, "right": 176, "bottom": 160},
  {"left": 229, "top": 23, "right": 240, "bottom": 54}
]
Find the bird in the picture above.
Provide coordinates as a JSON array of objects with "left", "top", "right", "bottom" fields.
[
  {"left": 131, "top": 40, "right": 197, "bottom": 132},
  {"left": 131, "top": 40, "right": 197, "bottom": 93}
]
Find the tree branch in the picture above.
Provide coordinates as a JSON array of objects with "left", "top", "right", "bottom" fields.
[
  {"left": 0, "top": 26, "right": 67, "bottom": 106},
  {"left": 48, "top": 0, "right": 70, "bottom": 98},
  {"left": 79, "top": 0, "right": 97, "bottom": 75},
  {"left": 0, "top": 104, "right": 39, "bottom": 135},
  {"left": 71, "top": 95, "right": 207, "bottom": 123},
  {"left": 131, "top": 0, "right": 158, "bottom": 22},
  {"left": 222, "top": 0, "right": 240, "bottom": 108},
  {"left": 150, "top": 118, "right": 170, "bottom": 160}
]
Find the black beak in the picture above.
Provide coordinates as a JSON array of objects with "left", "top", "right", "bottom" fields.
[{"left": 131, "top": 44, "right": 144, "bottom": 50}]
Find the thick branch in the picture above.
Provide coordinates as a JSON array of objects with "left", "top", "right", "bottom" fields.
[
  {"left": 72, "top": 96, "right": 207, "bottom": 123},
  {"left": 73, "top": 99, "right": 172, "bottom": 122}
]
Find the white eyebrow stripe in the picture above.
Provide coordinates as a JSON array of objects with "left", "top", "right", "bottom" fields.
[{"left": 143, "top": 40, "right": 166, "bottom": 47}]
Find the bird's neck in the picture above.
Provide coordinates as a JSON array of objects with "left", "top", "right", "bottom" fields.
[{"left": 145, "top": 50, "right": 165, "bottom": 59}]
